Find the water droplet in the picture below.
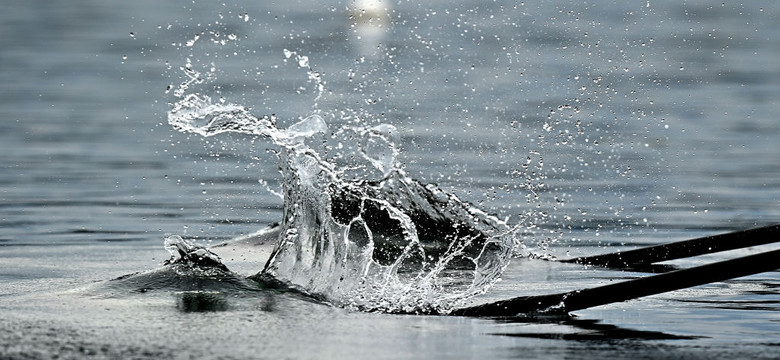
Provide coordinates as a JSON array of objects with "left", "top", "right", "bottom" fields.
[{"left": 297, "top": 55, "right": 309, "bottom": 68}]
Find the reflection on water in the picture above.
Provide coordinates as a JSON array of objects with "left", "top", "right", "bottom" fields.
[
  {"left": 348, "top": 0, "right": 392, "bottom": 59},
  {"left": 176, "top": 291, "right": 230, "bottom": 312},
  {"left": 492, "top": 316, "right": 700, "bottom": 341}
]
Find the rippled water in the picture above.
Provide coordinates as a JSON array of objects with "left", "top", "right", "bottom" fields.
[{"left": 2, "top": 1, "right": 779, "bottom": 358}]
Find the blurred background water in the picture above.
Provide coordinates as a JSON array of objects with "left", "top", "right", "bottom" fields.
[{"left": 1, "top": 0, "right": 779, "bottom": 358}]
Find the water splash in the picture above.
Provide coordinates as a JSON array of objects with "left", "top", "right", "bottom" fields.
[
  {"left": 167, "top": 55, "right": 523, "bottom": 314},
  {"left": 163, "top": 234, "right": 229, "bottom": 272},
  {"left": 283, "top": 48, "right": 326, "bottom": 109}
]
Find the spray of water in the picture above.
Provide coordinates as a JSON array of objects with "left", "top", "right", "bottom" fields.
[{"left": 167, "top": 53, "right": 529, "bottom": 314}]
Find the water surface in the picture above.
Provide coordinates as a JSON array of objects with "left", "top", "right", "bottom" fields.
[{"left": 1, "top": 1, "right": 779, "bottom": 358}]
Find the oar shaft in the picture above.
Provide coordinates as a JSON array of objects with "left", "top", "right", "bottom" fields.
[
  {"left": 452, "top": 248, "right": 780, "bottom": 317},
  {"left": 564, "top": 247, "right": 780, "bottom": 312},
  {"left": 563, "top": 224, "right": 780, "bottom": 269}
]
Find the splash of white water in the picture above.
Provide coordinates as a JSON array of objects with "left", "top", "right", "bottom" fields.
[{"left": 167, "top": 56, "right": 521, "bottom": 314}]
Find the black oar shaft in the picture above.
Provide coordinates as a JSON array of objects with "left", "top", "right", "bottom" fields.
[
  {"left": 563, "top": 224, "right": 780, "bottom": 269},
  {"left": 564, "top": 247, "right": 780, "bottom": 312},
  {"left": 452, "top": 248, "right": 780, "bottom": 317}
]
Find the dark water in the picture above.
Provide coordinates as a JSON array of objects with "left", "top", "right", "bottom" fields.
[{"left": 2, "top": 0, "right": 779, "bottom": 358}]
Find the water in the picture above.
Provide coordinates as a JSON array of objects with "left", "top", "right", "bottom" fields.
[
  {"left": 167, "top": 88, "right": 521, "bottom": 312},
  {"left": 2, "top": 0, "right": 780, "bottom": 358}
]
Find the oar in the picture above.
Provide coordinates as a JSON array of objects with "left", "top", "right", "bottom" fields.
[
  {"left": 562, "top": 224, "right": 780, "bottom": 270},
  {"left": 451, "top": 248, "right": 780, "bottom": 317}
]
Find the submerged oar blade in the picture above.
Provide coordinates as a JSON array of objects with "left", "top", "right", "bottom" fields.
[
  {"left": 452, "top": 248, "right": 780, "bottom": 317},
  {"left": 563, "top": 224, "right": 780, "bottom": 270}
]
